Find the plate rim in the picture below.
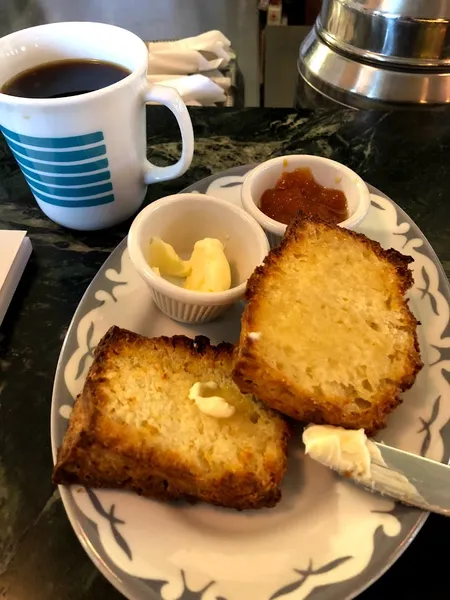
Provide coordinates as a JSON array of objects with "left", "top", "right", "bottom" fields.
[{"left": 50, "top": 163, "right": 450, "bottom": 600}]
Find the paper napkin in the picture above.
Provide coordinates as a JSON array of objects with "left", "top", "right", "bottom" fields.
[
  {"left": 145, "top": 30, "right": 232, "bottom": 105},
  {"left": 146, "top": 74, "right": 228, "bottom": 105},
  {"left": 0, "top": 230, "right": 32, "bottom": 326},
  {"left": 147, "top": 30, "right": 231, "bottom": 74}
]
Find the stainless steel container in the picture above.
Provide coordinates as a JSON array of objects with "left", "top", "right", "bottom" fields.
[
  {"left": 297, "top": 0, "right": 450, "bottom": 109},
  {"left": 319, "top": 0, "right": 450, "bottom": 68}
]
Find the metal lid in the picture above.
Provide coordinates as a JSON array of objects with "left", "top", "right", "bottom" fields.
[
  {"left": 298, "top": 28, "right": 450, "bottom": 107},
  {"left": 342, "top": 0, "right": 450, "bottom": 20},
  {"left": 319, "top": 0, "right": 450, "bottom": 67}
]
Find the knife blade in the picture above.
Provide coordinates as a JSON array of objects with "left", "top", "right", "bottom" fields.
[
  {"left": 302, "top": 425, "right": 450, "bottom": 516},
  {"left": 361, "top": 442, "right": 450, "bottom": 516}
]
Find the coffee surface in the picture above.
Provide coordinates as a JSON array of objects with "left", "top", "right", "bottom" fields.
[{"left": 1, "top": 59, "right": 131, "bottom": 99}]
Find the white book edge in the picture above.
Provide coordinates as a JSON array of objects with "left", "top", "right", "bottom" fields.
[{"left": 0, "top": 237, "right": 32, "bottom": 326}]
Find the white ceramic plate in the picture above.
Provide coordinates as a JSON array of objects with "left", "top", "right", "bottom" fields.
[{"left": 51, "top": 165, "right": 450, "bottom": 600}]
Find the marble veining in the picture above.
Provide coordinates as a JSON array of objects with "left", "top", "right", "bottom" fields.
[{"left": 0, "top": 107, "right": 449, "bottom": 600}]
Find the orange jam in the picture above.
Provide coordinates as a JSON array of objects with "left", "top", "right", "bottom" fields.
[{"left": 260, "top": 167, "right": 349, "bottom": 225}]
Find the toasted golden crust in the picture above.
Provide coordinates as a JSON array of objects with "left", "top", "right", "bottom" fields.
[
  {"left": 53, "top": 326, "right": 290, "bottom": 510},
  {"left": 233, "top": 215, "right": 423, "bottom": 436}
]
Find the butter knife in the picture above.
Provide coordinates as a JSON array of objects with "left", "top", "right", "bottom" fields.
[
  {"left": 357, "top": 443, "right": 450, "bottom": 516},
  {"left": 303, "top": 427, "right": 450, "bottom": 516}
]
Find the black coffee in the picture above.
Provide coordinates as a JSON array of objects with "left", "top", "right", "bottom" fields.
[{"left": 1, "top": 59, "right": 131, "bottom": 99}]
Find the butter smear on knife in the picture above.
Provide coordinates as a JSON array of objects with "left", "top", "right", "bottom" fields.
[
  {"left": 302, "top": 425, "right": 383, "bottom": 480},
  {"left": 302, "top": 424, "right": 428, "bottom": 509}
]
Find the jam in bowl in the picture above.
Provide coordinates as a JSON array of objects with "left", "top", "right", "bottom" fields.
[
  {"left": 260, "top": 166, "right": 349, "bottom": 225},
  {"left": 241, "top": 155, "right": 370, "bottom": 247}
]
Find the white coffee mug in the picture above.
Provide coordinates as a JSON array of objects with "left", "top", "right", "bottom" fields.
[{"left": 0, "top": 22, "right": 194, "bottom": 231}]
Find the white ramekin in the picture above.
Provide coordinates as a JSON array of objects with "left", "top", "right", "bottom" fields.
[
  {"left": 127, "top": 193, "right": 269, "bottom": 324},
  {"left": 241, "top": 155, "right": 371, "bottom": 247}
]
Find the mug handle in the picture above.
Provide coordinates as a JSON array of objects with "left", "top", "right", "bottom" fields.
[{"left": 143, "top": 83, "right": 194, "bottom": 184}]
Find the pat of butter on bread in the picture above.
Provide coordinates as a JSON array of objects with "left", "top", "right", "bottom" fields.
[{"left": 189, "top": 381, "right": 235, "bottom": 418}]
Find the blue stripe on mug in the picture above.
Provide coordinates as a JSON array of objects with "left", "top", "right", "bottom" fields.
[
  {"left": 32, "top": 188, "right": 115, "bottom": 208},
  {"left": 14, "top": 155, "right": 109, "bottom": 174},
  {"left": 8, "top": 140, "right": 107, "bottom": 163},
  {"left": 26, "top": 177, "right": 113, "bottom": 198},
  {"left": 2, "top": 126, "right": 116, "bottom": 209},
  {"left": 0, "top": 126, "right": 104, "bottom": 149},
  {"left": 21, "top": 164, "right": 111, "bottom": 186}
]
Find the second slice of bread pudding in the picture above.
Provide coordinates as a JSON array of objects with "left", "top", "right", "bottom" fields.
[
  {"left": 53, "top": 326, "right": 289, "bottom": 510},
  {"left": 233, "top": 215, "right": 423, "bottom": 436}
]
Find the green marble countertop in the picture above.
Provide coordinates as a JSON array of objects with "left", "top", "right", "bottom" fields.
[{"left": 0, "top": 107, "right": 449, "bottom": 600}]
